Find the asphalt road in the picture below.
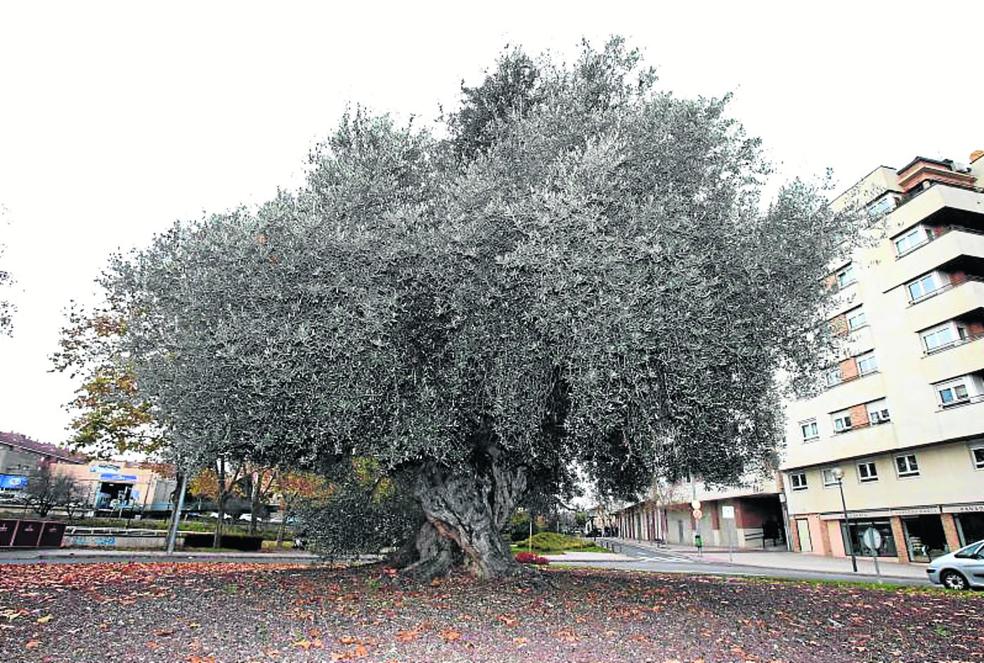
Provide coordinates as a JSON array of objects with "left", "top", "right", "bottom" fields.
[
  {"left": 560, "top": 539, "right": 932, "bottom": 587},
  {"left": 0, "top": 541, "right": 933, "bottom": 587}
]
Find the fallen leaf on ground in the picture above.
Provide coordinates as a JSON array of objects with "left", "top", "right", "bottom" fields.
[{"left": 498, "top": 614, "right": 518, "bottom": 627}]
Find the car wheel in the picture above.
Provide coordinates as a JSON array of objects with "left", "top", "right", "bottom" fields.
[{"left": 940, "top": 570, "right": 969, "bottom": 591}]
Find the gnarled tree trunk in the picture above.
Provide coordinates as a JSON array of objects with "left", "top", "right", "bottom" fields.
[{"left": 403, "top": 447, "right": 527, "bottom": 580}]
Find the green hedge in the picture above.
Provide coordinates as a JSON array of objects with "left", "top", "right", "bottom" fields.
[{"left": 512, "top": 531, "right": 595, "bottom": 552}]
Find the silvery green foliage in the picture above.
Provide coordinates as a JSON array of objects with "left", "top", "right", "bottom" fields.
[{"left": 103, "top": 38, "right": 855, "bottom": 518}]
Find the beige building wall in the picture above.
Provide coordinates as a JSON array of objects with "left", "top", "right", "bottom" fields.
[
  {"left": 52, "top": 460, "right": 176, "bottom": 511},
  {"left": 781, "top": 154, "right": 984, "bottom": 563}
]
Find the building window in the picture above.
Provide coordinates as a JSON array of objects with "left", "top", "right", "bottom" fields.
[
  {"left": 866, "top": 399, "right": 891, "bottom": 424},
  {"left": 842, "top": 520, "right": 898, "bottom": 557},
  {"left": 907, "top": 272, "right": 947, "bottom": 303},
  {"left": 825, "top": 367, "right": 842, "bottom": 388},
  {"left": 800, "top": 419, "right": 819, "bottom": 442},
  {"left": 921, "top": 322, "right": 967, "bottom": 353},
  {"left": 895, "top": 454, "right": 919, "bottom": 477},
  {"left": 822, "top": 468, "right": 840, "bottom": 487},
  {"left": 831, "top": 411, "right": 852, "bottom": 433},
  {"left": 971, "top": 444, "right": 984, "bottom": 470},
  {"left": 836, "top": 264, "right": 857, "bottom": 289},
  {"left": 867, "top": 195, "right": 897, "bottom": 219},
  {"left": 857, "top": 461, "right": 878, "bottom": 483},
  {"left": 936, "top": 378, "right": 970, "bottom": 408},
  {"left": 894, "top": 225, "right": 933, "bottom": 256},
  {"left": 856, "top": 351, "right": 878, "bottom": 376},
  {"left": 846, "top": 309, "right": 867, "bottom": 331},
  {"left": 789, "top": 472, "right": 808, "bottom": 491}
]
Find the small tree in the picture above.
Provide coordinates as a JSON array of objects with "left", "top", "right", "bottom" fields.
[
  {"left": 51, "top": 304, "right": 167, "bottom": 458},
  {"left": 189, "top": 459, "right": 246, "bottom": 547},
  {"left": 243, "top": 466, "right": 277, "bottom": 536},
  {"left": 61, "top": 481, "right": 90, "bottom": 521},
  {"left": 25, "top": 466, "right": 77, "bottom": 518},
  {"left": 273, "top": 471, "right": 329, "bottom": 547}
]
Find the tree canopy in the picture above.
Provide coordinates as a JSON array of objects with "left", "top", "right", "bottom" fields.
[
  {"left": 52, "top": 304, "right": 167, "bottom": 458},
  {"left": 96, "top": 38, "right": 856, "bottom": 578}
]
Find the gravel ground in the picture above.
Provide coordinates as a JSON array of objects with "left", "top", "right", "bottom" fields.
[{"left": 0, "top": 562, "right": 981, "bottom": 662}]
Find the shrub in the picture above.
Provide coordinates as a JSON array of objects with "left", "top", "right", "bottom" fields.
[
  {"left": 508, "top": 510, "right": 542, "bottom": 542},
  {"left": 515, "top": 551, "right": 549, "bottom": 565},
  {"left": 512, "top": 531, "right": 594, "bottom": 553},
  {"left": 183, "top": 533, "right": 263, "bottom": 551}
]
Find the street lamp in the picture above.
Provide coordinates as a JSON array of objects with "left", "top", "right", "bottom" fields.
[{"left": 832, "top": 468, "right": 858, "bottom": 573}]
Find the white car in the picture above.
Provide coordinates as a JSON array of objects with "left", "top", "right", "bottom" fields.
[{"left": 926, "top": 539, "right": 984, "bottom": 590}]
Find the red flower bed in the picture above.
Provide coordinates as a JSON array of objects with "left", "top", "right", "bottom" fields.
[{"left": 514, "top": 551, "right": 550, "bottom": 565}]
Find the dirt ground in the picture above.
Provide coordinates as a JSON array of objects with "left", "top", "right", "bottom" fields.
[{"left": 0, "top": 562, "right": 980, "bottom": 662}]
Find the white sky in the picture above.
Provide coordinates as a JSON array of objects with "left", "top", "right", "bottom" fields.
[{"left": 1, "top": 1, "right": 982, "bottom": 446}]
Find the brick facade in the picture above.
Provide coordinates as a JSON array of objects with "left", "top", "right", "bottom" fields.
[
  {"left": 848, "top": 403, "right": 869, "bottom": 427},
  {"left": 890, "top": 517, "right": 910, "bottom": 563},
  {"left": 949, "top": 270, "right": 968, "bottom": 286},
  {"left": 839, "top": 357, "right": 858, "bottom": 380},
  {"left": 940, "top": 513, "right": 961, "bottom": 551}
]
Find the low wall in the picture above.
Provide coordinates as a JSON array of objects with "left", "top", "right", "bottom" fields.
[{"left": 63, "top": 533, "right": 184, "bottom": 549}]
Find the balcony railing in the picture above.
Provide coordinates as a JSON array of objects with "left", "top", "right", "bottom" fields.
[
  {"left": 895, "top": 225, "right": 984, "bottom": 261},
  {"left": 831, "top": 417, "right": 892, "bottom": 435},
  {"left": 825, "top": 368, "right": 879, "bottom": 390},
  {"left": 924, "top": 331, "right": 984, "bottom": 356},
  {"left": 892, "top": 179, "right": 984, "bottom": 215},
  {"left": 937, "top": 393, "right": 984, "bottom": 411},
  {"left": 907, "top": 275, "right": 984, "bottom": 307}
]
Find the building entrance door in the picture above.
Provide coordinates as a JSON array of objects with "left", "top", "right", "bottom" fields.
[{"left": 796, "top": 519, "right": 812, "bottom": 552}]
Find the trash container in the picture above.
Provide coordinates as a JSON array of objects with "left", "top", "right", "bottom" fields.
[
  {"left": 12, "top": 520, "right": 44, "bottom": 547},
  {"left": 38, "top": 522, "right": 66, "bottom": 548},
  {"left": 0, "top": 519, "right": 16, "bottom": 546}
]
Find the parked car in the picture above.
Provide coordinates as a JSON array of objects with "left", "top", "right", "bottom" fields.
[
  {"left": 0, "top": 492, "right": 27, "bottom": 505},
  {"left": 926, "top": 539, "right": 984, "bottom": 590}
]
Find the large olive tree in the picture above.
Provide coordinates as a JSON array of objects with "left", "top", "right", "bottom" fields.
[{"left": 102, "top": 39, "right": 854, "bottom": 579}]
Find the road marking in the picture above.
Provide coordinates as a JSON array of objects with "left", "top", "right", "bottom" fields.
[{"left": 639, "top": 555, "right": 688, "bottom": 563}]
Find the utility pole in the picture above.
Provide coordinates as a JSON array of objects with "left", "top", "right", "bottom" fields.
[
  {"left": 832, "top": 468, "right": 857, "bottom": 573},
  {"left": 165, "top": 472, "right": 188, "bottom": 554}
]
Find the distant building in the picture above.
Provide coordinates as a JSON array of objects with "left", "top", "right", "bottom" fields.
[
  {"left": 781, "top": 151, "right": 984, "bottom": 564},
  {"left": 612, "top": 474, "right": 786, "bottom": 550},
  {"left": 52, "top": 460, "right": 177, "bottom": 513},
  {"left": 0, "top": 431, "right": 85, "bottom": 492}
]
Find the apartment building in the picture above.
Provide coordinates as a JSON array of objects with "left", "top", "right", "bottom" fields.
[
  {"left": 781, "top": 151, "right": 984, "bottom": 564},
  {"left": 0, "top": 431, "right": 84, "bottom": 492}
]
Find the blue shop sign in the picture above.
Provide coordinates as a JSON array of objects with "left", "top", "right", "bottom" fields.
[
  {"left": 99, "top": 473, "right": 138, "bottom": 482},
  {"left": 0, "top": 474, "right": 28, "bottom": 489}
]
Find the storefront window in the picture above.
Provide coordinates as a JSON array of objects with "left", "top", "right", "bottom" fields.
[
  {"left": 902, "top": 515, "right": 948, "bottom": 562},
  {"left": 840, "top": 520, "right": 896, "bottom": 557},
  {"left": 955, "top": 513, "right": 984, "bottom": 547}
]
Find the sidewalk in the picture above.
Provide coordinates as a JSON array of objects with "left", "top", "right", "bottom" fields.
[
  {"left": 544, "top": 551, "right": 634, "bottom": 562},
  {"left": 0, "top": 548, "right": 325, "bottom": 563},
  {"left": 609, "top": 538, "right": 928, "bottom": 580}
]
